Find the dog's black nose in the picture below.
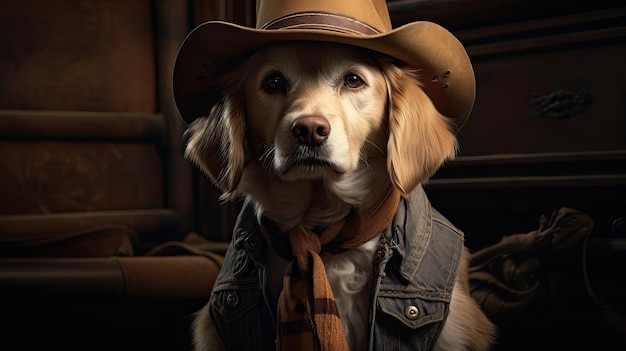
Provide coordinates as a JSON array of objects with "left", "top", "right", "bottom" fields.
[{"left": 291, "top": 116, "right": 331, "bottom": 146}]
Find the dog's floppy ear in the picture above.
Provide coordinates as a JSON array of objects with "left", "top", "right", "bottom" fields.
[
  {"left": 383, "top": 63, "right": 458, "bottom": 197},
  {"left": 183, "top": 90, "right": 246, "bottom": 201}
]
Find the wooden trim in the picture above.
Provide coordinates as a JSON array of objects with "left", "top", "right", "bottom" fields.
[
  {"left": 432, "top": 151, "right": 626, "bottom": 188},
  {"left": 389, "top": 2, "right": 626, "bottom": 57},
  {"left": 429, "top": 174, "right": 626, "bottom": 189},
  {"left": 0, "top": 209, "right": 180, "bottom": 238},
  {"left": 451, "top": 150, "right": 626, "bottom": 166},
  {"left": 174, "top": 0, "right": 256, "bottom": 242},
  {"left": 0, "top": 110, "right": 165, "bottom": 142},
  {"left": 0, "top": 256, "right": 218, "bottom": 298},
  {"left": 456, "top": 7, "right": 626, "bottom": 42},
  {"left": 155, "top": 0, "right": 195, "bottom": 238},
  {"left": 465, "top": 27, "right": 626, "bottom": 57},
  {"left": 388, "top": 0, "right": 625, "bottom": 30},
  {"left": 191, "top": 0, "right": 255, "bottom": 26},
  {"left": 454, "top": 7, "right": 626, "bottom": 57},
  {"left": 192, "top": 0, "right": 227, "bottom": 24}
]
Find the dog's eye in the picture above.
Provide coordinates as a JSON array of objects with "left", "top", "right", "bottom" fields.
[
  {"left": 344, "top": 74, "right": 364, "bottom": 89},
  {"left": 263, "top": 73, "right": 286, "bottom": 92}
]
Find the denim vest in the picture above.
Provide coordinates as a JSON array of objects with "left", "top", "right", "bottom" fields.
[{"left": 208, "top": 186, "right": 464, "bottom": 351}]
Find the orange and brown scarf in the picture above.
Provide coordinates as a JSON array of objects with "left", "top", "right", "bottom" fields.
[{"left": 262, "top": 188, "right": 400, "bottom": 351}]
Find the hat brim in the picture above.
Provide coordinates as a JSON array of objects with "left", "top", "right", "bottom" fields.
[{"left": 173, "top": 21, "right": 475, "bottom": 126}]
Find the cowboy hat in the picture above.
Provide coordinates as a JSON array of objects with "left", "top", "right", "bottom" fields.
[{"left": 173, "top": 0, "right": 475, "bottom": 126}]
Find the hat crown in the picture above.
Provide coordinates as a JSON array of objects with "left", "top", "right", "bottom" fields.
[{"left": 256, "top": 0, "right": 392, "bottom": 34}]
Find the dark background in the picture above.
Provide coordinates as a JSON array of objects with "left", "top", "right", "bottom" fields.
[{"left": 0, "top": 0, "right": 624, "bottom": 350}]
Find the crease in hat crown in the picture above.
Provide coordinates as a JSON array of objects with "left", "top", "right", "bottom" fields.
[{"left": 173, "top": 0, "right": 476, "bottom": 127}]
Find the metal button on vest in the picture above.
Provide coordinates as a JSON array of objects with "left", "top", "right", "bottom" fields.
[
  {"left": 226, "top": 292, "right": 239, "bottom": 307},
  {"left": 405, "top": 305, "right": 419, "bottom": 320}
]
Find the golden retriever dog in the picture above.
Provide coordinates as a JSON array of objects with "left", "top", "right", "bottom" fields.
[{"left": 184, "top": 41, "right": 496, "bottom": 351}]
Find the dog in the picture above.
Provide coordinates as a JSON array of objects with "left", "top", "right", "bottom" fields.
[{"left": 183, "top": 41, "right": 496, "bottom": 350}]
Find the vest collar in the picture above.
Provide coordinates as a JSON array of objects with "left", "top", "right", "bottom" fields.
[{"left": 383, "top": 185, "right": 464, "bottom": 295}]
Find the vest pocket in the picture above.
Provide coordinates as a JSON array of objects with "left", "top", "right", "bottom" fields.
[{"left": 377, "top": 296, "right": 446, "bottom": 329}]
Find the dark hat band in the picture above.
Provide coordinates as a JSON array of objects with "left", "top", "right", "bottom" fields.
[{"left": 261, "top": 11, "right": 382, "bottom": 35}]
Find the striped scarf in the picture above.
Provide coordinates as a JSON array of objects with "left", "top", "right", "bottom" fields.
[{"left": 264, "top": 188, "right": 400, "bottom": 351}]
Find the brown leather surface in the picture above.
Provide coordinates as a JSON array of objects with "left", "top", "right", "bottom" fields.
[{"left": 0, "top": 255, "right": 221, "bottom": 299}]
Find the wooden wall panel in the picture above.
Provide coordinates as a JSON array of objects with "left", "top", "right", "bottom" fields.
[
  {"left": 0, "top": 0, "right": 156, "bottom": 112},
  {"left": 0, "top": 140, "right": 163, "bottom": 215}
]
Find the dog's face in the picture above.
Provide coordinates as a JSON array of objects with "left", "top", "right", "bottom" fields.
[
  {"left": 243, "top": 43, "right": 389, "bottom": 183},
  {"left": 185, "top": 42, "right": 458, "bottom": 227}
]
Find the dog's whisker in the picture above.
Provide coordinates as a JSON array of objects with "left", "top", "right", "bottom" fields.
[
  {"left": 363, "top": 139, "right": 385, "bottom": 156},
  {"left": 259, "top": 144, "right": 276, "bottom": 166}
]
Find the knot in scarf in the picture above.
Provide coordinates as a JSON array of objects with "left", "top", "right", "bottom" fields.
[{"left": 263, "top": 188, "right": 400, "bottom": 351}]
